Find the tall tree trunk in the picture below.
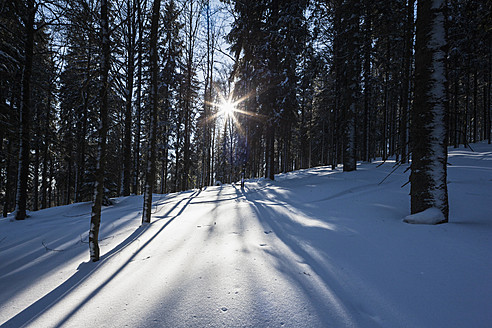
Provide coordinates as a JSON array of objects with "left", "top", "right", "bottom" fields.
[
  {"left": 265, "top": 123, "right": 275, "bottom": 180},
  {"left": 15, "top": 1, "right": 36, "bottom": 220},
  {"left": 182, "top": 0, "right": 196, "bottom": 191},
  {"left": 410, "top": 0, "right": 449, "bottom": 223},
  {"left": 202, "top": 0, "right": 214, "bottom": 188},
  {"left": 472, "top": 70, "right": 478, "bottom": 143},
  {"left": 487, "top": 45, "right": 491, "bottom": 144},
  {"left": 133, "top": 0, "right": 145, "bottom": 195},
  {"left": 211, "top": 121, "right": 215, "bottom": 185},
  {"left": 340, "top": 0, "right": 359, "bottom": 172},
  {"left": 75, "top": 41, "right": 91, "bottom": 203},
  {"left": 485, "top": 58, "right": 490, "bottom": 143},
  {"left": 40, "top": 84, "right": 50, "bottom": 210},
  {"left": 65, "top": 137, "right": 73, "bottom": 205},
  {"left": 400, "top": 0, "right": 414, "bottom": 163},
  {"left": 174, "top": 104, "right": 182, "bottom": 191},
  {"left": 90, "top": 0, "right": 111, "bottom": 261},
  {"left": 464, "top": 73, "right": 469, "bottom": 145},
  {"left": 362, "top": 1, "right": 372, "bottom": 163},
  {"left": 41, "top": 120, "right": 49, "bottom": 209},
  {"left": 142, "top": 0, "right": 161, "bottom": 224},
  {"left": 453, "top": 62, "right": 459, "bottom": 148},
  {"left": 48, "top": 156, "right": 53, "bottom": 207},
  {"left": 32, "top": 105, "right": 40, "bottom": 211},
  {"left": 122, "top": 0, "right": 135, "bottom": 196},
  {"left": 3, "top": 138, "right": 12, "bottom": 217}
]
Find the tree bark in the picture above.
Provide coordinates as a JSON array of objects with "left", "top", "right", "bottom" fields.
[
  {"left": 3, "top": 137, "right": 13, "bottom": 217},
  {"left": 15, "top": 0, "right": 36, "bottom": 220},
  {"left": 265, "top": 123, "right": 275, "bottom": 180},
  {"left": 142, "top": 0, "right": 161, "bottom": 224},
  {"left": 122, "top": 0, "right": 135, "bottom": 196},
  {"left": 33, "top": 104, "right": 39, "bottom": 211},
  {"left": 90, "top": 0, "right": 111, "bottom": 261},
  {"left": 340, "top": 0, "right": 359, "bottom": 172},
  {"left": 133, "top": 0, "right": 145, "bottom": 195},
  {"left": 362, "top": 1, "right": 372, "bottom": 163},
  {"left": 400, "top": 0, "right": 414, "bottom": 163},
  {"left": 410, "top": 0, "right": 449, "bottom": 222}
]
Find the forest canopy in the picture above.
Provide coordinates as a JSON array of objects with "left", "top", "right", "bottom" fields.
[{"left": 1, "top": 0, "right": 490, "bottom": 227}]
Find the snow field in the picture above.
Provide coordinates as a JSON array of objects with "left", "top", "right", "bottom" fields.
[{"left": 1, "top": 143, "right": 491, "bottom": 327}]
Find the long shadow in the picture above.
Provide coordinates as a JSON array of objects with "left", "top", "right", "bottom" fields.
[
  {"left": 1, "top": 191, "right": 200, "bottom": 328},
  {"left": 242, "top": 186, "right": 358, "bottom": 326}
]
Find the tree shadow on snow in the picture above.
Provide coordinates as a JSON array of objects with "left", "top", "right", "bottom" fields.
[
  {"left": 237, "top": 184, "right": 364, "bottom": 327},
  {"left": 2, "top": 191, "right": 200, "bottom": 328}
]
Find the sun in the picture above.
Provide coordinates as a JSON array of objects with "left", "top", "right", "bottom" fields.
[{"left": 219, "top": 99, "right": 236, "bottom": 117}]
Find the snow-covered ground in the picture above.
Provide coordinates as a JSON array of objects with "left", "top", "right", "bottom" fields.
[{"left": 1, "top": 143, "right": 491, "bottom": 328}]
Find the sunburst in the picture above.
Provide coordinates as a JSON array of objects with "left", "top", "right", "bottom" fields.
[
  {"left": 203, "top": 85, "right": 267, "bottom": 135},
  {"left": 219, "top": 97, "right": 236, "bottom": 117}
]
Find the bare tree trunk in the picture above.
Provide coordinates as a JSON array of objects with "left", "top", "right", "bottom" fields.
[
  {"left": 15, "top": 0, "right": 36, "bottom": 220},
  {"left": 485, "top": 53, "right": 491, "bottom": 143},
  {"left": 90, "top": 0, "right": 111, "bottom": 261},
  {"left": 400, "top": 0, "right": 414, "bottom": 163},
  {"left": 473, "top": 70, "right": 478, "bottom": 143},
  {"left": 142, "top": 0, "right": 161, "bottom": 224},
  {"left": 340, "top": 0, "right": 359, "bottom": 172},
  {"left": 65, "top": 139, "right": 73, "bottom": 205},
  {"left": 182, "top": 0, "right": 198, "bottom": 191},
  {"left": 453, "top": 61, "right": 459, "bottom": 148},
  {"left": 410, "top": 0, "right": 449, "bottom": 223},
  {"left": 265, "top": 123, "right": 275, "bottom": 180},
  {"left": 41, "top": 114, "right": 49, "bottom": 210},
  {"left": 464, "top": 72, "right": 469, "bottom": 145},
  {"left": 202, "top": 0, "right": 214, "bottom": 188},
  {"left": 133, "top": 0, "right": 145, "bottom": 195},
  {"left": 362, "top": 1, "right": 372, "bottom": 163},
  {"left": 75, "top": 39, "right": 91, "bottom": 203},
  {"left": 33, "top": 104, "right": 40, "bottom": 211},
  {"left": 3, "top": 137, "right": 13, "bottom": 217},
  {"left": 122, "top": 0, "right": 135, "bottom": 196},
  {"left": 488, "top": 45, "right": 491, "bottom": 144}
]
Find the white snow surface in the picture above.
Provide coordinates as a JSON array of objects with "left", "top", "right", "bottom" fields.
[
  {"left": 403, "top": 207, "right": 445, "bottom": 225},
  {"left": 1, "top": 143, "right": 491, "bottom": 328}
]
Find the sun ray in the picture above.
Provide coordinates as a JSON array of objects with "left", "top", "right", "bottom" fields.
[{"left": 200, "top": 85, "right": 270, "bottom": 128}]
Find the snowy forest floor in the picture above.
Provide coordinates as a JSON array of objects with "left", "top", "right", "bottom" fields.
[{"left": 1, "top": 143, "right": 491, "bottom": 328}]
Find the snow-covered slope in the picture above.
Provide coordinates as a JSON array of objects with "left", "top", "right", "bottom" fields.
[{"left": 1, "top": 143, "right": 491, "bottom": 327}]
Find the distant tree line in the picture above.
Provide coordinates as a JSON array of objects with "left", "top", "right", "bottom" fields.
[{"left": 0, "top": 0, "right": 490, "bottom": 228}]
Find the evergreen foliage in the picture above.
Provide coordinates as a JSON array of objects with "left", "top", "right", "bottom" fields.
[{"left": 0, "top": 0, "right": 490, "bottom": 230}]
